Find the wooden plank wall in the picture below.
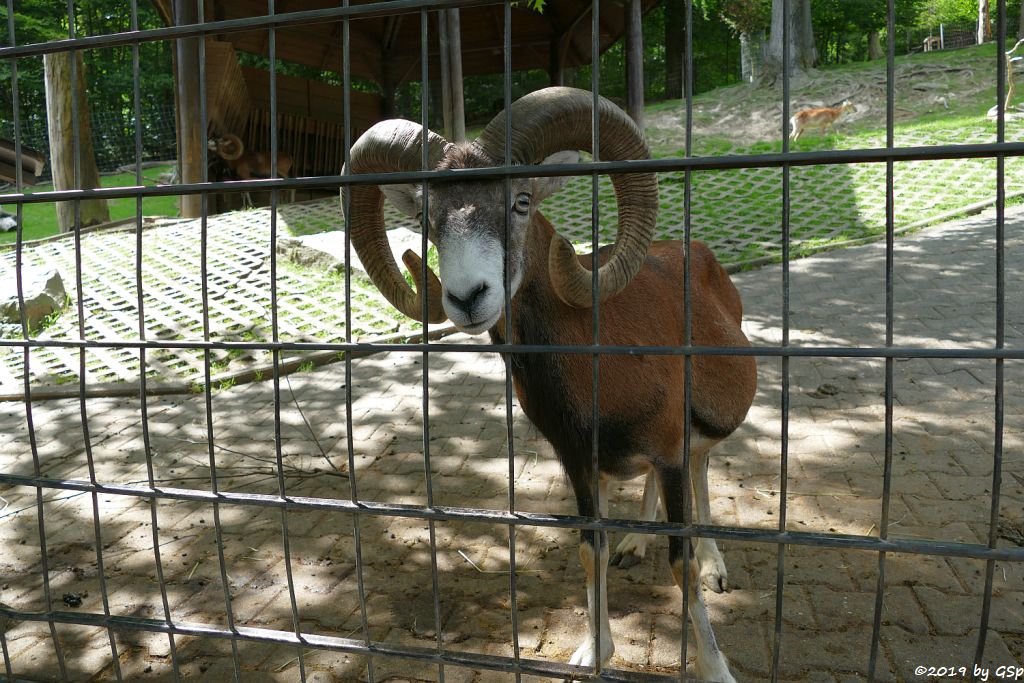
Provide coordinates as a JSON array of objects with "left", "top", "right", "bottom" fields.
[
  {"left": 204, "top": 40, "right": 252, "bottom": 139},
  {"left": 242, "top": 67, "right": 383, "bottom": 178}
]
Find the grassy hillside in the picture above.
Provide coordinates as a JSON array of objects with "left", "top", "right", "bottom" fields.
[
  {"left": 577, "top": 40, "right": 1024, "bottom": 269},
  {"left": 4, "top": 40, "right": 1021, "bottom": 271}
]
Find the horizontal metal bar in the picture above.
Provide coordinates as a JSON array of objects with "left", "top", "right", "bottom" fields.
[
  {"left": 0, "top": 607, "right": 680, "bottom": 682},
  {"left": 2, "top": 473, "right": 1022, "bottom": 563},
  {"left": 2, "top": 141, "right": 1023, "bottom": 206},
  {"left": 0, "top": 0, "right": 500, "bottom": 59},
  {"left": 1, "top": 337, "right": 1021, "bottom": 360}
]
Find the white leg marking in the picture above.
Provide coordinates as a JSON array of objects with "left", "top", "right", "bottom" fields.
[
  {"left": 568, "top": 479, "right": 613, "bottom": 679},
  {"left": 674, "top": 557, "right": 736, "bottom": 683},
  {"left": 610, "top": 472, "right": 659, "bottom": 569},
  {"left": 690, "top": 446, "right": 728, "bottom": 593}
]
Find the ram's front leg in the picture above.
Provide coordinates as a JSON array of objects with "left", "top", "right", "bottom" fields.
[{"left": 566, "top": 477, "right": 614, "bottom": 680}]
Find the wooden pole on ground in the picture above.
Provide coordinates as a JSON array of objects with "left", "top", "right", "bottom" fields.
[{"left": 43, "top": 51, "right": 110, "bottom": 232}]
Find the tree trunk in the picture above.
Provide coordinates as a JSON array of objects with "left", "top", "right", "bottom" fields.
[
  {"left": 624, "top": 0, "right": 644, "bottom": 127},
  {"left": 665, "top": 0, "right": 684, "bottom": 99},
  {"left": 799, "top": 0, "right": 817, "bottom": 66},
  {"left": 761, "top": 0, "right": 816, "bottom": 84},
  {"left": 868, "top": 30, "right": 883, "bottom": 60},
  {"left": 978, "top": 0, "right": 991, "bottom": 44},
  {"left": 43, "top": 51, "right": 109, "bottom": 232},
  {"left": 740, "top": 30, "right": 767, "bottom": 83}
]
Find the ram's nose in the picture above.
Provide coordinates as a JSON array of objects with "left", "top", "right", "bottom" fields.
[{"left": 445, "top": 282, "right": 489, "bottom": 318}]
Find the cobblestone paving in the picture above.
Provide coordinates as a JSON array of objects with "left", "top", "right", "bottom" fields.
[
  {"left": 0, "top": 206, "right": 1022, "bottom": 682},
  {"left": 0, "top": 200, "right": 422, "bottom": 394}
]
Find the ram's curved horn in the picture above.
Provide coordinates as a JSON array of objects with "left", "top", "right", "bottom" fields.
[
  {"left": 343, "top": 120, "right": 452, "bottom": 323},
  {"left": 214, "top": 133, "right": 245, "bottom": 161},
  {"left": 473, "top": 87, "right": 658, "bottom": 308}
]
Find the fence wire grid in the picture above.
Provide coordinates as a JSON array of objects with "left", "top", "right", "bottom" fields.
[{"left": 1, "top": 0, "right": 1024, "bottom": 682}]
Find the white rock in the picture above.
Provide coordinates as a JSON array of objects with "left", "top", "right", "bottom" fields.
[{"left": 0, "top": 267, "right": 68, "bottom": 330}]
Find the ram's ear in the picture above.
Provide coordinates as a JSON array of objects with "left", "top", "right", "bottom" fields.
[
  {"left": 381, "top": 183, "right": 423, "bottom": 218},
  {"left": 531, "top": 150, "right": 581, "bottom": 203}
]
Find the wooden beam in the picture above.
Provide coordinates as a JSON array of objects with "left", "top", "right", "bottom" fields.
[
  {"left": 318, "top": 21, "right": 343, "bottom": 72},
  {"left": 559, "top": 1, "right": 595, "bottom": 57}
]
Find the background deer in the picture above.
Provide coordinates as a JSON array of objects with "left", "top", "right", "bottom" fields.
[{"left": 789, "top": 100, "right": 855, "bottom": 140}]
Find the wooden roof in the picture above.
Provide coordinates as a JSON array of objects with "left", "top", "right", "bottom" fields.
[{"left": 154, "top": 0, "right": 658, "bottom": 87}]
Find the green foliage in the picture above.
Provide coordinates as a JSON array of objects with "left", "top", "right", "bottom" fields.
[
  {"left": 569, "top": 4, "right": 740, "bottom": 103},
  {"left": 916, "top": 0, "right": 980, "bottom": 26},
  {"left": 697, "top": 0, "right": 771, "bottom": 35},
  {"left": 1, "top": 1, "right": 175, "bottom": 179}
]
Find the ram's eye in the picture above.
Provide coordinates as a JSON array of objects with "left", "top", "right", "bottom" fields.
[{"left": 513, "top": 193, "right": 532, "bottom": 215}]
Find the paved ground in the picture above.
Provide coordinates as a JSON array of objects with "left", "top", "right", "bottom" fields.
[{"left": 1, "top": 206, "right": 1022, "bottom": 682}]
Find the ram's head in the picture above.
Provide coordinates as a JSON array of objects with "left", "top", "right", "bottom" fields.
[{"left": 343, "top": 87, "right": 658, "bottom": 334}]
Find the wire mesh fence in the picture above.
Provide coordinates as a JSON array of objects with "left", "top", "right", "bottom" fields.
[
  {"left": 0, "top": 106, "right": 177, "bottom": 183},
  {"left": 1, "top": 1, "right": 1023, "bottom": 682}
]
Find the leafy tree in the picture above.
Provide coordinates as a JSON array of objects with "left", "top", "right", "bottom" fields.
[
  {"left": 697, "top": 0, "right": 771, "bottom": 82},
  {"left": 812, "top": 0, "right": 923, "bottom": 64},
  {"left": 1, "top": 0, "right": 174, "bottom": 175},
  {"left": 916, "top": 0, "right": 980, "bottom": 26}
]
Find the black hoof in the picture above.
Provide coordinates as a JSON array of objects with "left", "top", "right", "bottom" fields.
[{"left": 609, "top": 551, "right": 641, "bottom": 569}]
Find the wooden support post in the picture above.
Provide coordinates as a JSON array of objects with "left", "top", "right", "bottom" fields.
[
  {"left": 549, "top": 35, "right": 566, "bottom": 86},
  {"left": 439, "top": 11, "right": 454, "bottom": 140},
  {"left": 175, "top": 0, "right": 204, "bottom": 218},
  {"left": 43, "top": 51, "right": 109, "bottom": 232},
  {"left": 446, "top": 8, "right": 466, "bottom": 143},
  {"left": 624, "top": 0, "right": 644, "bottom": 128},
  {"left": 382, "top": 66, "right": 397, "bottom": 119},
  {"left": 381, "top": 16, "right": 402, "bottom": 120}
]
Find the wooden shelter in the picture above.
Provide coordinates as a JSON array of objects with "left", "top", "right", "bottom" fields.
[
  {"left": 0, "top": 139, "right": 46, "bottom": 185},
  {"left": 150, "top": 0, "right": 657, "bottom": 216}
]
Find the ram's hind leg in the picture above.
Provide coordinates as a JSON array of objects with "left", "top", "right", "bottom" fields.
[
  {"left": 690, "top": 445, "right": 728, "bottom": 592},
  {"left": 610, "top": 472, "right": 659, "bottom": 569},
  {"left": 660, "top": 467, "right": 735, "bottom": 683}
]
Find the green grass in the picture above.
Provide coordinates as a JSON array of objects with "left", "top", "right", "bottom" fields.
[{"left": 1, "top": 164, "right": 180, "bottom": 245}]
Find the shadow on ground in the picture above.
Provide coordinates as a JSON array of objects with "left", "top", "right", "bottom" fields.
[{"left": 1, "top": 208, "right": 1022, "bottom": 682}]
